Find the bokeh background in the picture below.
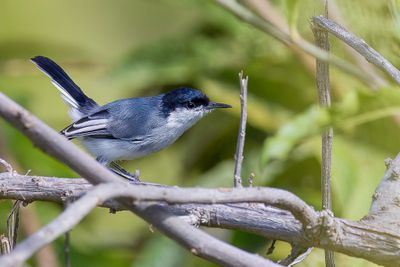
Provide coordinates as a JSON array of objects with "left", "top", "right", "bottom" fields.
[{"left": 1, "top": 0, "right": 400, "bottom": 266}]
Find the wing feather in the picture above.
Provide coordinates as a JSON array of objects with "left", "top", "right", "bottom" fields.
[{"left": 61, "top": 109, "right": 114, "bottom": 139}]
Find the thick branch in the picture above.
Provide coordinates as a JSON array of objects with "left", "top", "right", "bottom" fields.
[
  {"left": 1, "top": 173, "right": 400, "bottom": 266},
  {"left": 0, "top": 174, "right": 317, "bottom": 227},
  {"left": 313, "top": 15, "right": 400, "bottom": 85},
  {"left": 0, "top": 173, "right": 305, "bottom": 243},
  {"left": 0, "top": 183, "right": 281, "bottom": 267},
  {"left": 366, "top": 153, "right": 400, "bottom": 229}
]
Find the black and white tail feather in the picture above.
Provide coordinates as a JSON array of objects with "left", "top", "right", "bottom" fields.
[
  {"left": 31, "top": 56, "right": 139, "bottom": 182},
  {"left": 31, "top": 56, "right": 112, "bottom": 141},
  {"left": 31, "top": 56, "right": 98, "bottom": 120}
]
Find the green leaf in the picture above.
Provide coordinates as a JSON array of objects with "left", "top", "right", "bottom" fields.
[{"left": 260, "top": 106, "right": 329, "bottom": 165}]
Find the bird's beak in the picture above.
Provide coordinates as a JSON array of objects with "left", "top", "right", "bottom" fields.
[{"left": 206, "top": 101, "right": 232, "bottom": 110}]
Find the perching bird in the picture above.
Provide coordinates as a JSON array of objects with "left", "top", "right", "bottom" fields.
[{"left": 31, "top": 56, "right": 231, "bottom": 181}]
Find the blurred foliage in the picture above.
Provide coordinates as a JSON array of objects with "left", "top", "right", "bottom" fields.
[{"left": 0, "top": 0, "right": 399, "bottom": 266}]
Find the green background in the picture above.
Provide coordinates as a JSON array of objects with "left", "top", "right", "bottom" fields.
[{"left": 1, "top": 1, "right": 399, "bottom": 266}]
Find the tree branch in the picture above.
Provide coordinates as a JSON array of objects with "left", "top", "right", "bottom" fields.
[
  {"left": 0, "top": 183, "right": 282, "bottom": 267},
  {"left": 214, "top": 0, "right": 375, "bottom": 86},
  {"left": 312, "top": 15, "right": 400, "bottom": 85},
  {"left": 0, "top": 172, "right": 304, "bottom": 242},
  {"left": 1, "top": 171, "right": 400, "bottom": 266},
  {"left": 322, "top": 0, "right": 388, "bottom": 88},
  {"left": 312, "top": 8, "right": 335, "bottom": 267},
  {"left": 233, "top": 71, "right": 248, "bottom": 187}
]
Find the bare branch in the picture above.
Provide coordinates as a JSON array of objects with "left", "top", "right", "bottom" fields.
[
  {"left": 233, "top": 71, "right": 248, "bottom": 187},
  {"left": 0, "top": 172, "right": 305, "bottom": 243},
  {"left": 0, "top": 236, "right": 11, "bottom": 255},
  {"left": 2, "top": 172, "right": 400, "bottom": 266},
  {"left": 6, "top": 201, "right": 20, "bottom": 250},
  {"left": 312, "top": 10, "right": 335, "bottom": 267},
  {"left": 367, "top": 154, "right": 400, "bottom": 226},
  {"left": 214, "top": 0, "right": 375, "bottom": 86},
  {"left": 279, "top": 246, "right": 313, "bottom": 267},
  {"left": 0, "top": 183, "right": 282, "bottom": 267},
  {"left": 313, "top": 15, "right": 400, "bottom": 85},
  {"left": 0, "top": 159, "right": 13, "bottom": 173},
  {"left": 322, "top": 0, "right": 388, "bottom": 88},
  {"left": 19, "top": 206, "right": 60, "bottom": 267}
]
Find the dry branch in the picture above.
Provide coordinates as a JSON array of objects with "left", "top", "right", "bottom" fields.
[
  {"left": 0, "top": 183, "right": 282, "bottom": 267},
  {"left": 0, "top": 183, "right": 280, "bottom": 267},
  {"left": 214, "top": 0, "right": 375, "bottom": 86},
  {"left": 0, "top": 172, "right": 304, "bottom": 242},
  {"left": 313, "top": 15, "right": 400, "bottom": 85},
  {"left": 312, "top": 11, "right": 335, "bottom": 267},
  {"left": 233, "top": 71, "right": 248, "bottom": 187},
  {"left": 1, "top": 170, "right": 400, "bottom": 266},
  {"left": 322, "top": 0, "right": 388, "bottom": 88}
]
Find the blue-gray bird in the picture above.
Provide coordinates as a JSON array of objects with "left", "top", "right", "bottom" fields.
[{"left": 31, "top": 56, "right": 231, "bottom": 181}]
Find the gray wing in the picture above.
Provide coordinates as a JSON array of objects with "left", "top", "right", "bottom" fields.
[
  {"left": 61, "top": 97, "right": 164, "bottom": 140},
  {"left": 61, "top": 109, "right": 112, "bottom": 139}
]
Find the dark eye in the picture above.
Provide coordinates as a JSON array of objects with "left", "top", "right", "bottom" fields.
[{"left": 186, "top": 101, "right": 195, "bottom": 109}]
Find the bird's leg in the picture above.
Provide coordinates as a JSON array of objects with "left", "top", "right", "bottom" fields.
[
  {"left": 96, "top": 157, "right": 141, "bottom": 183},
  {"left": 108, "top": 161, "right": 141, "bottom": 183}
]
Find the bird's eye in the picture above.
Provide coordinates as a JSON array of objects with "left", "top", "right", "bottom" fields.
[{"left": 186, "top": 102, "right": 195, "bottom": 109}]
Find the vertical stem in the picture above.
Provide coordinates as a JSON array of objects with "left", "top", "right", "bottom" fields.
[
  {"left": 233, "top": 71, "right": 248, "bottom": 187},
  {"left": 312, "top": 2, "right": 335, "bottom": 267},
  {"left": 64, "top": 199, "right": 71, "bottom": 267}
]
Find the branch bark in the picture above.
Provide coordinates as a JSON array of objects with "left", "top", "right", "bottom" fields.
[
  {"left": 0, "top": 172, "right": 304, "bottom": 242},
  {"left": 0, "top": 183, "right": 282, "bottom": 267},
  {"left": 233, "top": 71, "right": 248, "bottom": 187},
  {"left": 313, "top": 15, "right": 400, "bottom": 86},
  {"left": 312, "top": 9, "right": 335, "bottom": 267},
  {"left": 322, "top": 0, "right": 388, "bottom": 88},
  {"left": 214, "top": 0, "right": 375, "bottom": 87},
  {"left": 1, "top": 171, "right": 400, "bottom": 266}
]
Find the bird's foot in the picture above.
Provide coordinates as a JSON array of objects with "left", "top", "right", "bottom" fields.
[{"left": 109, "top": 162, "right": 141, "bottom": 183}]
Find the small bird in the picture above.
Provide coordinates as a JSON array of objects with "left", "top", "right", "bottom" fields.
[{"left": 31, "top": 56, "right": 231, "bottom": 181}]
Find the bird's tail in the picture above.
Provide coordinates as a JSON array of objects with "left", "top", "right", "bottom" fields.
[{"left": 31, "top": 56, "right": 98, "bottom": 120}]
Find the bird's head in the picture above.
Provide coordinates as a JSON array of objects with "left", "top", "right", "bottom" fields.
[{"left": 161, "top": 87, "right": 231, "bottom": 128}]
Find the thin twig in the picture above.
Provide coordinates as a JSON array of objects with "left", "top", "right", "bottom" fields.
[
  {"left": 279, "top": 246, "right": 313, "bottom": 267},
  {"left": 233, "top": 71, "right": 248, "bottom": 187},
  {"left": 248, "top": 173, "right": 254, "bottom": 187},
  {"left": 321, "top": 0, "right": 388, "bottom": 88},
  {"left": 0, "top": 235, "right": 11, "bottom": 255},
  {"left": 6, "top": 201, "right": 20, "bottom": 249},
  {"left": 312, "top": 6, "right": 335, "bottom": 267},
  {"left": 0, "top": 158, "right": 13, "bottom": 173},
  {"left": 63, "top": 199, "right": 71, "bottom": 267},
  {"left": 266, "top": 240, "right": 276, "bottom": 255},
  {"left": 243, "top": 0, "right": 315, "bottom": 79},
  {"left": 214, "top": 0, "right": 375, "bottom": 86},
  {"left": 313, "top": 15, "right": 400, "bottom": 85}
]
